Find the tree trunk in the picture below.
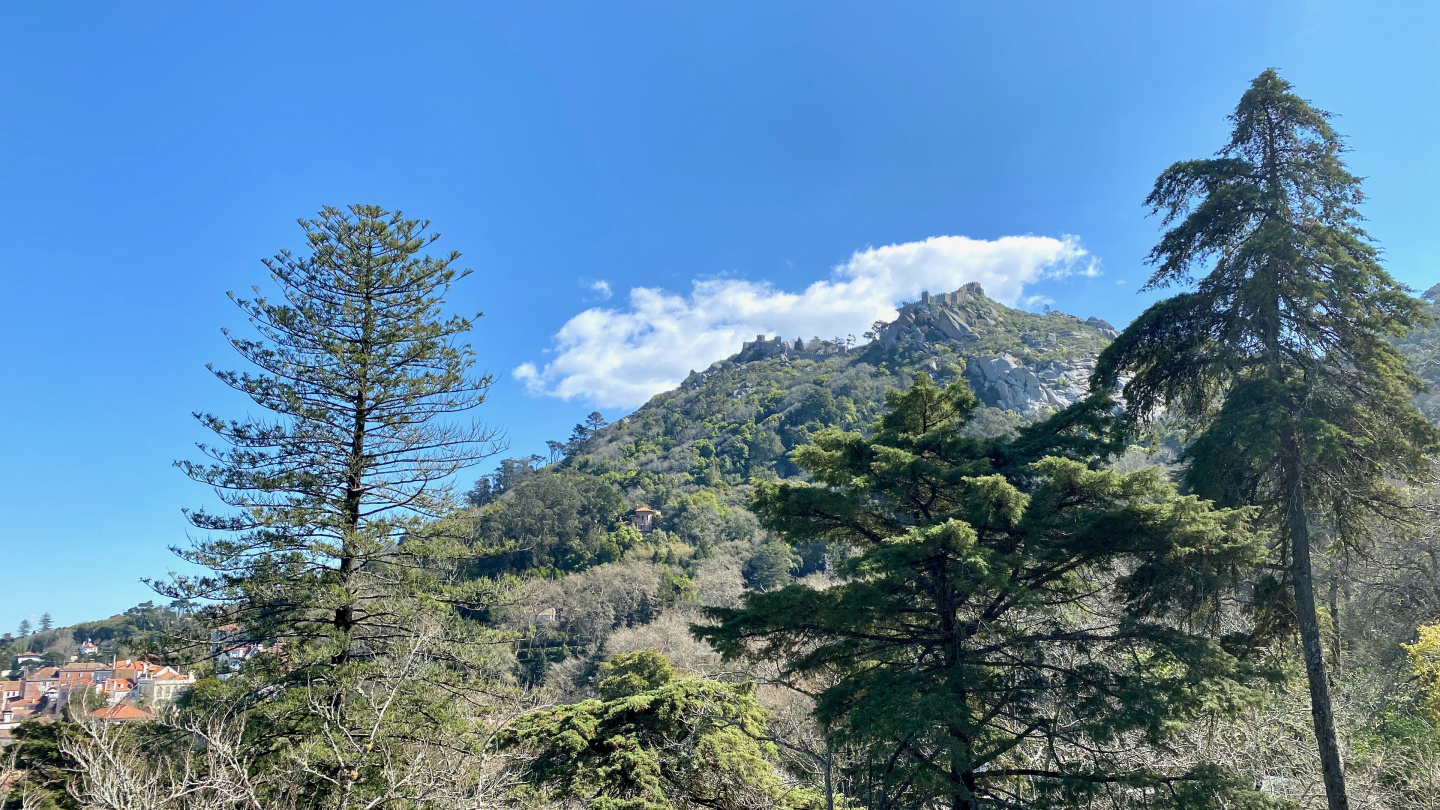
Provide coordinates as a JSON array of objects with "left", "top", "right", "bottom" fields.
[{"left": 1284, "top": 436, "right": 1349, "bottom": 810}]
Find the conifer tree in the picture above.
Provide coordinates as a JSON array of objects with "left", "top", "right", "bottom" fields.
[
  {"left": 504, "top": 649, "right": 822, "bottom": 810},
  {"left": 159, "top": 205, "right": 510, "bottom": 808},
  {"left": 697, "top": 374, "right": 1271, "bottom": 810},
  {"left": 1093, "top": 70, "right": 1440, "bottom": 810}
]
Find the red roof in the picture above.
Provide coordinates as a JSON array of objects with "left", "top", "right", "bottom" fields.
[
  {"left": 633, "top": 506, "right": 656, "bottom": 513},
  {"left": 91, "top": 704, "right": 153, "bottom": 721}
]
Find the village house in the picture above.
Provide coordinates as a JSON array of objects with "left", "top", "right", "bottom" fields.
[
  {"left": 631, "top": 506, "right": 660, "bottom": 533},
  {"left": 211, "top": 623, "right": 275, "bottom": 676},
  {"left": 89, "top": 703, "right": 154, "bottom": 724},
  {"left": 137, "top": 666, "right": 196, "bottom": 703}
]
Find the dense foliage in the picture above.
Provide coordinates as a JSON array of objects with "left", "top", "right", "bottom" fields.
[
  {"left": 504, "top": 649, "right": 821, "bottom": 810},
  {"left": 697, "top": 374, "right": 1275, "bottom": 809}
]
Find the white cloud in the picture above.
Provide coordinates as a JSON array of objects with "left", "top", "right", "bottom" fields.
[
  {"left": 1019, "top": 294, "right": 1055, "bottom": 311},
  {"left": 516, "top": 235, "right": 1091, "bottom": 409},
  {"left": 589, "top": 279, "right": 613, "bottom": 300}
]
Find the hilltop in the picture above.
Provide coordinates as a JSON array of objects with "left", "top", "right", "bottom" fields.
[
  {"left": 576, "top": 282, "right": 1114, "bottom": 491},
  {"left": 463, "top": 283, "right": 1119, "bottom": 585}
]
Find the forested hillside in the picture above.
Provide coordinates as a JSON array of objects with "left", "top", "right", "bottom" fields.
[
  {"left": 465, "top": 283, "right": 1116, "bottom": 576},
  {"left": 458, "top": 283, "right": 1130, "bottom": 690}
]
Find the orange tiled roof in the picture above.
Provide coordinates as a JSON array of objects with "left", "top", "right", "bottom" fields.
[{"left": 91, "top": 704, "right": 153, "bottom": 721}]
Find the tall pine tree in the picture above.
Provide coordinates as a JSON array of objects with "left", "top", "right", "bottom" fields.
[
  {"left": 1093, "top": 70, "right": 1440, "bottom": 810},
  {"left": 159, "top": 205, "right": 511, "bottom": 809}
]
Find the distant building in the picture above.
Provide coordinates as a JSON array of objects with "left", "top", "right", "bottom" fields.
[
  {"left": 211, "top": 624, "right": 273, "bottom": 676},
  {"left": 90, "top": 703, "right": 154, "bottom": 724},
  {"left": 527, "top": 606, "right": 558, "bottom": 626},
  {"left": 631, "top": 506, "right": 660, "bottom": 533},
  {"left": 137, "top": 667, "right": 196, "bottom": 704}
]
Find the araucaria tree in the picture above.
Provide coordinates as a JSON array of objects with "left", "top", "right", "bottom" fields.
[
  {"left": 1092, "top": 70, "right": 1440, "bottom": 810},
  {"left": 697, "top": 374, "right": 1273, "bottom": 810},
  {"left": 159, "top": 205, "right": 510, "bottom": 808}
]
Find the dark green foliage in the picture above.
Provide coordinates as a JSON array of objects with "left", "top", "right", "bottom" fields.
[
  {"left": 742, "top": 541, "right": 800, "bottom": 591},
  {"left": 164, "top": 204, "right": 506, "bottom": 660},
  {"left": 3, "top": 721, "right": 81, "bottom": 810},
  {"left": 1094, "top": 69, "right": 1437, "bottom": 536},
  {"left": 1397, "top": 285, "right": 1440, "bottom": 421},
  {"left": 697, "top": 374, "right": 1272, "bottom": 809},
  {"left": 467, "top": 467, "right": 633, "bottom": 575},
  {"left": 504, "top": 650, "right": 821, "bottom": 810}
]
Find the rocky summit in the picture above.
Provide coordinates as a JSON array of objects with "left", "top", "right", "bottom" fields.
[{"left": 570, "top": 284, "right": 1118, "bottom": 490}]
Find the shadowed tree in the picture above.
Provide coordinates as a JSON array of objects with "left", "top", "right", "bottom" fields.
[{"left": 1092, "top": 70, "right": 1440, "bottom": 810}]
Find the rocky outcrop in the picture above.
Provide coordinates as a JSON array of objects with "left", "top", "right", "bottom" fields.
[
  {"left": 965, "top": 354, "right": 1094, "bottom": 413},
  {"left": 877, "top": 282, "right": 997, "bottom": 350},
  {"left": 725, "top": 283, "right": 1113, "bottom": 415},
  {"left": 1084, "top": 316, "right": 1118, "bottom": 339}
]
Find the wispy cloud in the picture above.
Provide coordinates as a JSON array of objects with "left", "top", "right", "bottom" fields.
[
  {"left": 589, "top": 279, "right": 613, "bottom": 300},
  {"left": 515, "top": 235, "right": 1091, "bottom": 409}
]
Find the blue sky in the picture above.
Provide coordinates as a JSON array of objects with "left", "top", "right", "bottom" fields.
[{"left": 1, "top": 1, "right": 1437, "bottom": 630}]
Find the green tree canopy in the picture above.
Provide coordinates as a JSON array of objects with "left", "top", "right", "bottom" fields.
[
  {"left": 696, "top": 374, "right": 1274, "bottom": 809},
  {"left": 504, "top": 649, "right": 820, "bottom": 810},
  {"left": 467, "top": 468, "right": 632, "bottom": 576}
]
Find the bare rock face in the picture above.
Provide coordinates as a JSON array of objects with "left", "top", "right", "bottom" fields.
[
  {"left": 964, "top": 353, "right": 1096, "bottom": 413},
  {"left": 725, "top": 283, "right": 1114, "bottom": 417},
  {"left": 1084, "top": 316, "right": 1118, "bottom": 339}
]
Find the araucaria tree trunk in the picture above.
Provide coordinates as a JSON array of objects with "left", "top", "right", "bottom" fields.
[{"left": 1093, "top": 70, "right": 1439, "bottom": 810}]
